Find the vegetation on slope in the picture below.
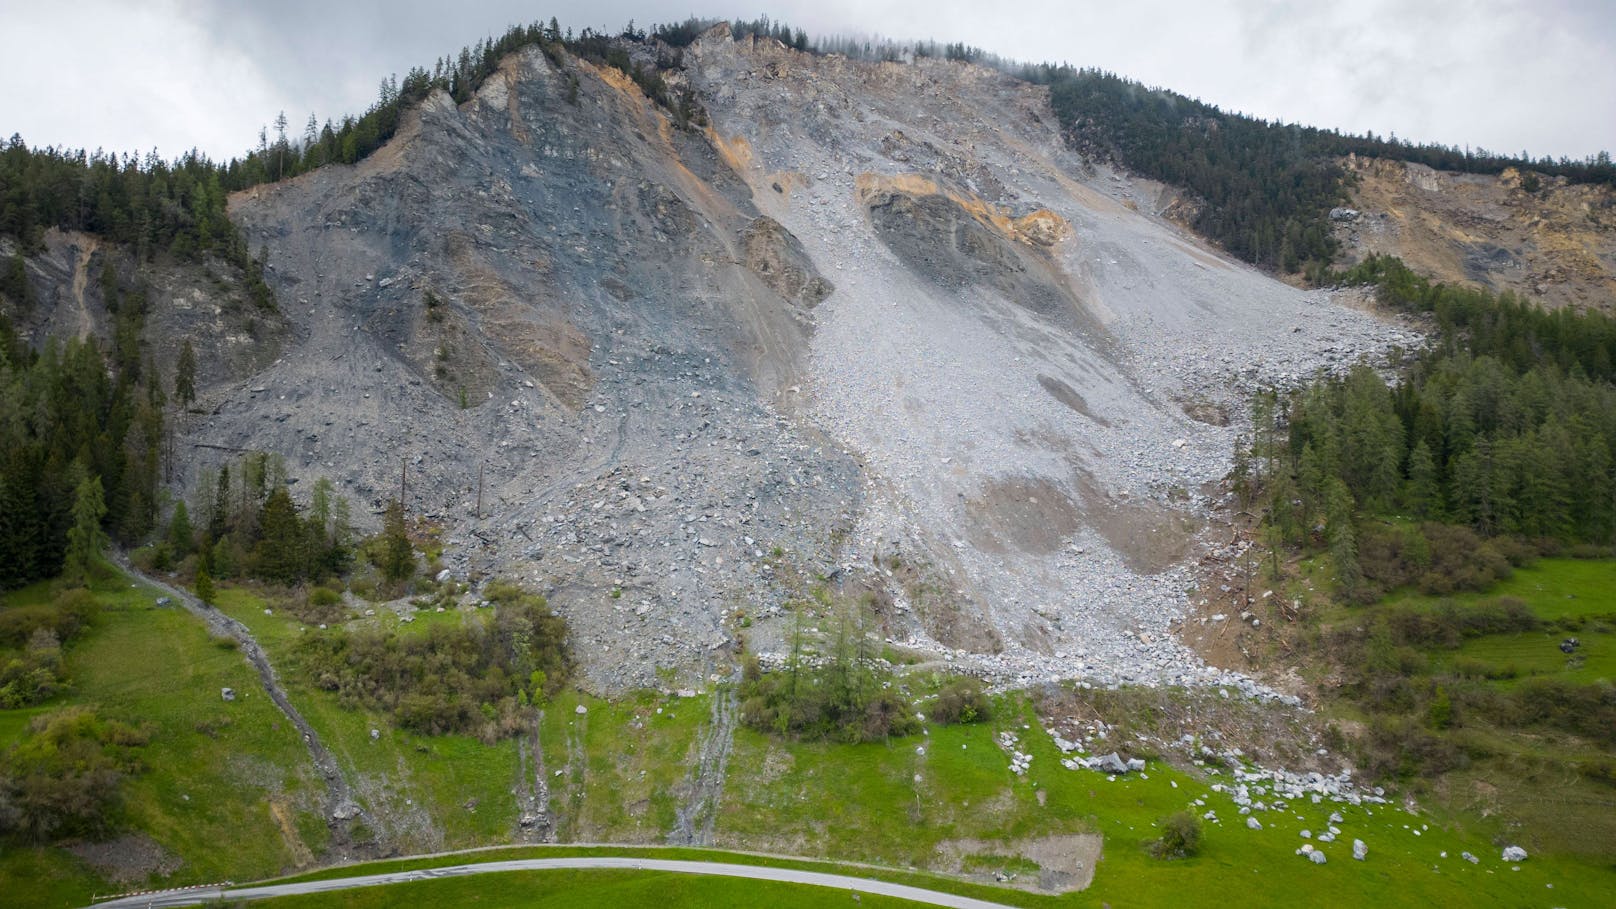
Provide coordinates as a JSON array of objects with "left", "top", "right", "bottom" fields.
[
  {"left": 1, "top": 572, "right": 330, "bottom": 902},
  {"left": 1231, "top": 256, "right": 1616, "bottom": 853},
  {"left": 294, "top": 581, "right": 569, "bottom": 740},
  {"left": 1033, "top": 70, "right": 1616, "bottom": 274},
  {"left": 0, "top": 331, "right": 166, "bottom": 589},
  {"left": 1241, "top": 257, "right": 1616, "bottom": 605}
]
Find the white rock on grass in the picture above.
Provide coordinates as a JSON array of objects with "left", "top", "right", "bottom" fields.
[
  {"left": 1502, "top": 845, "right": 1528, "bottom": 863},
  {"left": 1353, "top": 839, "right": 1367, "bottom": 861},
  {"left": 1247, "top": 817, "right": 1262, "bottom": 830},
  {"left": 1309, "top": 850, "right": 1327, "bottom": 865}
]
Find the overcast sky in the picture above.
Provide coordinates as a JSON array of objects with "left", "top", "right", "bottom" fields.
[{"left": 3, "top": 0, "right": 1613, "bottom": 163}]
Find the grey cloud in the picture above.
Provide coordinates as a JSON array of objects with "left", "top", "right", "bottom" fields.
[{"left": 2, "top": 0, "right": 1611, "bottom": 161}]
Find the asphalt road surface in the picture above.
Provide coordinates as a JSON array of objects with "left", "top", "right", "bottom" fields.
[{"left": 91, "top": 856, "right": 1020, "bottom": 908}]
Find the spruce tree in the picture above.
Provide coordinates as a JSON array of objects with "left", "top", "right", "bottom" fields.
[
  {"left": 254, "top": 487, "right": 306, "bottom": 584},
  {"left": 167, "top": 500, "right": 193, "bottom": 558},
  {"left": 63, "top": 476, "right": 108, "bottom": 587},
  {"left": 1405, "top": 440, "right": 1439, "bottom": 519},
  {"left": 194, "top": 562, "right": 215, "bottom": 604},
  {"left": 379, "top": 500, "right": 414, "bottom": 583}
]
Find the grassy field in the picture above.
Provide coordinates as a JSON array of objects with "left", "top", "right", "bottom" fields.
[
  {"left": 539, "top": 688, "right": 709, "bottom": 843},
  {"left": 208, "top": 586, "right": 527, "bottom": 853},
  {"left": 1381, "top": 558, "right": 1616, "bottom": 686},
  {"left": 1292, "top": 556, "right": 1616, "bottom": 869},
  {"left": 1441, "top": 629, "right": 1615, "bottom": 684},
  {"left": 1, "top": 571, "right": 327, "bottom": 907},
  {"left": 1381, "top": 558, "right": 1616, "bottom": 620},
  {"left": 9, "top": 568, "right": 1616, "bottom": 907},
  {"left": 718, "top": 702, "right": 1072, "bottom": 865}
]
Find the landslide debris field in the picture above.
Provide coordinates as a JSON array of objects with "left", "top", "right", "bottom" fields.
[{"left": 167, "top": 29, "right": 1423, "bottom": 691}]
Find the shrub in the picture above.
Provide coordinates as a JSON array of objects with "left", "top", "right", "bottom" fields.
[
  {"left": 1151, "top": 812, "right": 1202, "bottom": 858},
  {"left": 293, "top": 580, "right": 568, "bottom": 740},
  {"left": 287, "top": 586, "right": 346, "bottom": 624},
  {"left": 0, "top": 589, "right": 99, "bottom": 649},
  {"left": 0, "top": 707, "right": 149, "bottom": 842},
  {"left": 929, "top": 676, "right": 991, "bottom": 725},
  {"left": 740, "top": 663, "right": 920, "bottom": 743}
]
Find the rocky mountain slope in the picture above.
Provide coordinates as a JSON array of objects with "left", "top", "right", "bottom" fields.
[
  {"left": 183, "top": 28, "right": 1418, "bottom": 692},
  {"left": 1335, "top": 155, "right": 1616, "bottom": 311},
  {"left": 1, "top": 228, "right": 287, "bottom": 389}
]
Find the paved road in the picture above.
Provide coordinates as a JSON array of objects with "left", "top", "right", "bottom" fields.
[{"left": 90, "top": 857, "right": 1019, "bottom": 908}]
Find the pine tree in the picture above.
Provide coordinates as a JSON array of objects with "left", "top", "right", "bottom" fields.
[
  {"left": 254, "top": 486, "right": 307, "bottom": 583},
  {"left": 1324, "top": 478, "right": 1360, "bottom": 598},
  {"left": 194, "top": 562, "right": 215, "bottom": 604},
  {"left": 1404, "top": 440, "right": 1439, "bottom": 518},
  {"left": 167, "top": 500, "right": 193, "bottom": 558},
  {"left": 63, "top": 475, "right": 108, "bottom": 587},
  {"left": 379, "top": 500, "right": 414, "bottom": 583}
]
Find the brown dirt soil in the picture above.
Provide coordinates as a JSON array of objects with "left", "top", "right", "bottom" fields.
[
  {"left": 933, "top": 833, "right": 1102, "bottom": 893},
  {"left": 269, "top": 797, "right": 315, "bottom": 868},
  {"left": 964, "top": 477, "right": 1083, "bottom": 555},
  {"left": 1077, "top": 484, "right": 1203, "bottom": 576}
]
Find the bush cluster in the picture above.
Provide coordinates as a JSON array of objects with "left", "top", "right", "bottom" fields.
[
  {"left": 294, "top": 582, "right": 567, "bottom": 740},
  {"left": 0, "top": 589, "right": 100, "bottom": 708},
  {"left": 927, "top": 676, "right": 992, "bottom": 725},
  {"left": 0, "top": 706, "right": 149, "bottom": 843}
]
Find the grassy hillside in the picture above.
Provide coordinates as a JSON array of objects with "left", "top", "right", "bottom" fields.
[
  {"left": 6, "top": 567, "right": 1616, "bottom": 906},
  {"left": 0, "top": 572, "right": 325, "bottom": 906}
]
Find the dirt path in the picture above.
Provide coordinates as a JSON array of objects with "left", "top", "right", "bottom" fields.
[
  {"left": 113, "top": 557, "right": 370, "bottom": 835},
  {"left": 667, "top": 682, "right": 737, "bottom": 846}
]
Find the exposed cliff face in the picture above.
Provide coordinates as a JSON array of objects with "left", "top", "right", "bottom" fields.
[
  {"left": 0, "top": 229, "right": 287, "bottom": 390},
  {"left": 187, "top": 30, "right": 1418, "bottom": 691},
  {"left": 1336, "top": 155, "right": 1616, "bottom": 311}
]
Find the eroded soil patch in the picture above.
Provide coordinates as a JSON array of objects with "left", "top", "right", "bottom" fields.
[{"left": 933, "top": 833, "right": 1101, "bottom": 893}]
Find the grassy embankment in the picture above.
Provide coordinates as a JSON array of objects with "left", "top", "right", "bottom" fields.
[
  {"left": 0, "top": 573, "right": 326, "bottom": 906},
  {"left": 1303, "top": 557, "right": 1616, "bottom": 863}
]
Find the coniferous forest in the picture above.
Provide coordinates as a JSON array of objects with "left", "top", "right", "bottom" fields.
[{"left": 1242, "top": 255, "right": 1616, "bottom": 604}]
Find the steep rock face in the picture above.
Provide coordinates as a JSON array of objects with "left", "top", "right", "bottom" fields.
[
  {"left": 224, "top": 45, "right": 857, "bottom": 690},
  {"left": 0, "top": 229, "right": 286, "bottom": 389},
  {"left": 1337, "top": 156, "right": 1616, "bottom": 311},
  {"left": 204, "top": 33, "right": 1417, "bottom": 690}
]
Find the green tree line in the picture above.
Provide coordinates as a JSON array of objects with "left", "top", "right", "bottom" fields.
[
  {"left": 1033, "top": 69, "right": 1615, "bottom": 273},
  {"left": 165, "top": 452, "right": 355, "bottom": 590},
  {"left": 1243, "top": 257, "right": 1616, "bottom": 601},
  {"left": 0, "top": 332, "right": 164, "bottom": 589}
]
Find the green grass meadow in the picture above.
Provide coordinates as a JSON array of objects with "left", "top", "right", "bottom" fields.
[{"left": 6, "top": 566, "right": 1616, "bottom": 907}]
